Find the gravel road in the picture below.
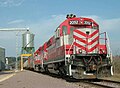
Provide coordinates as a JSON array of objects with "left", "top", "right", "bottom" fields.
[{"left": 0, "top": 70, "right": 82, "bottom": 88}]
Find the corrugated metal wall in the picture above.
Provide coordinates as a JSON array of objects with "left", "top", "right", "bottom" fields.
[{"left": 0, "top": 47, "right": 5, "bottom": 71}]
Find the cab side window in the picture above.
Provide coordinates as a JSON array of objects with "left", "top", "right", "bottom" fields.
[
  {"left": 70, "top": 27, "right": 75, "bottom": 35},
  {"left": 55, "top": 28, "right": 60, "bottom": 39},
  {"left": 62, "top": 26, "right": 67, "bottom": 35},
  {"left": 69, "top": 27, "right": 75, "bottom": 44}
]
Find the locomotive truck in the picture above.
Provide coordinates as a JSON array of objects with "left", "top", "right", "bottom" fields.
[{"left": 24, "top": 14, "right": 113, "bottom": 79}]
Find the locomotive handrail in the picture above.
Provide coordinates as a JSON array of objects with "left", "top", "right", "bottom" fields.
[
  {"left": 68, "top": 41, "right": 74, "bottom": 55},
  {"left": 99, "top": 32, "right": 112, "bottom": 57},
  {"left": 99, "top": 32, "right": 106, "bottom": 35},
  {"left": 106, "top": 32, "right": 112, "bottom": 63},
  {"left": 99, "top": 32, "right": 112, "bottom": 65}
]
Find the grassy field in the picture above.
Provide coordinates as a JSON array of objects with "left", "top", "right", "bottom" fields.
[{"left": 106, "top": 56, "right": 120, "bottom": 81}]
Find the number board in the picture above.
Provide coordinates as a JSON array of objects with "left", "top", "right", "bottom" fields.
[
  {"left": 69, "top": 20, "right": 79, "bottom": 25},
  {"left": 69, "top": 20, "right": 92, "bottom": 25},
  {"left": 84, "top": 21, "right": 92, "bottom": 25}
]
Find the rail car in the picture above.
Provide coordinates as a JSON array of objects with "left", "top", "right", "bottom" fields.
[{"left": 24, "top": 14, "right": 113, "bottom": 79}]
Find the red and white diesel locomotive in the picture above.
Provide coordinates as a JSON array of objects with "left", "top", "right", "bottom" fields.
[{"left": 25, "top": 14, "right": 113, "bottom": 79}]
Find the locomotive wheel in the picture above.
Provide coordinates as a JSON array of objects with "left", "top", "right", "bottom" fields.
[
  {"left": 44, "top": 65, "right": 50, "bottom": 73},
  {"left": 72, "top": 66, "right": 84, "bottom": 79},
  {"left": 34, "top": 65, "right": 37, "bottom": 71},
  {"left": 58, "top": 66, "right": 66, "bottom": 76},
  {"left": 77, "top": 67, "right": 84, "bottom": 78},
  {"left": 97, "top": 67, "right": 102, "bottom": 78}
]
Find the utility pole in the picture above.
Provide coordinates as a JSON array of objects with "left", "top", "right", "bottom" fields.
[
  {"left": 0, "top": 28, "right": 29, "bottom": 71},
  {"left": 15, "top": 32, "right": 19, "bottom": 71}
]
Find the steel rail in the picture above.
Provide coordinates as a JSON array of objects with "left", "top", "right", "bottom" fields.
[{"left": 84, "top": 79, "right": 120, "bottom": 88}]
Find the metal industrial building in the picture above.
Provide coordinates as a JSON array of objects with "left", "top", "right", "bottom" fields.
[{"left": 0, "top": 47, "right": 5, "bottom": 71}]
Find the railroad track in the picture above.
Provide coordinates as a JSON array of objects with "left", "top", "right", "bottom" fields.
[
  {"left": 30, "top": 70, "right": 120, "bottom": 88},
  {"left": 80, "top": 79, "right": 120, "bottom": 88}
]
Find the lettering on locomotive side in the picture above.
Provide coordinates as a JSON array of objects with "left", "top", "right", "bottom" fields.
[{"left": 69, "top": 20, "right": 79, "bottom": 25}]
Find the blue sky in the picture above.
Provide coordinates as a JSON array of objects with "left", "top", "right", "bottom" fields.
[{"left": 0, "top": 0, "right": 120, "bottom": 56}]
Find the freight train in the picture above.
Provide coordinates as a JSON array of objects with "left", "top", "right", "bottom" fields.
[{"left": 24, "top": 14, "right": 113, "bottom": 79}]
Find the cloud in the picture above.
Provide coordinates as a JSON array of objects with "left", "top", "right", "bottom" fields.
[
  {"left": 8, "top": 19, "right": 24, "bottom": 24},
  {"left": 82, "top": 15, "right": 120, "bottom": 32},
  {"left": 0, "top": 31, "right": 22, "bottom": 56},
  {"left": 0, "top": 0, "right": 25, "bottom": 7},
  {"left": 82, "top": 15, "right": 100, "bottom": 21},
  {"left": 111, "top": 41, "right": 120, "bottom": 54},
  {"left": 29, "top": 14, "right": 65, "bottom": 48},
  {"left": 100, "top": 18, "right": 120, "bottom": 31}
]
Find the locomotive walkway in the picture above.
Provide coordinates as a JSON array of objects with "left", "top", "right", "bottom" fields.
[{"left": 0, "top": 70, "right": 81, "bottom": 88}]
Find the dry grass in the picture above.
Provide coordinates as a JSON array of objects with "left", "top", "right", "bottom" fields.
[
  {"left": 113, "top": 56, "right": 120, "bottom": 74},
  {"left": 102, "top": 56, "right": 120, "bottom": 81}
]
